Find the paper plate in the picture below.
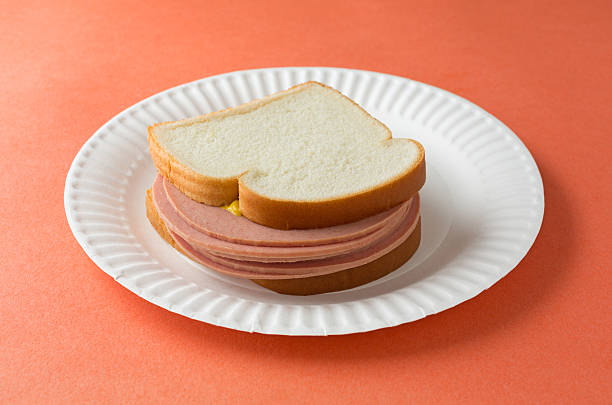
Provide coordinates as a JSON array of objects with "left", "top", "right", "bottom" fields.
[{"left": 65, "top": 67, "right": 544, "bottom": 335}]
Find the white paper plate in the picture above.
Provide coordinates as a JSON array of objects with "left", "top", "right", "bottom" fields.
[{"left": 65, "top": 67, "right": 544, "bottom": 335}]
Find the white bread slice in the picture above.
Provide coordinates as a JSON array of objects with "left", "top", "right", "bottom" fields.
[{"left": 149, "top": 81, "right": 425, "bottom": 229}]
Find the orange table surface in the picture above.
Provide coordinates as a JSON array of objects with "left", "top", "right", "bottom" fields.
[{"left": 1, "top": 1, "right": 610, "bottom": 403}]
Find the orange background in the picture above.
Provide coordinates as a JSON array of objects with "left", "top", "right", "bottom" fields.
[{"left": 1, "top": 0, "right": 611, "bottom": 403}]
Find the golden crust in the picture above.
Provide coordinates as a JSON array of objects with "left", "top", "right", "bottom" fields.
[
  {"left": 148, "top": 81, "right": 426, "bottom": 229},
  {"left": 238, "top": 147, "right": 424, "bottom": 229},
  {"left": 145, "top": 188, "right": 421, "bottom": 296}
]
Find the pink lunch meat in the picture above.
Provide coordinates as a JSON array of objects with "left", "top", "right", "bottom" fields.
[
  {"left": 163, "top": 177, "right": 410, "bottom": 247},
  {"left": 152, "top": 176, "right": 410, "bottom": 263},
  {"left": 170, "top": 195, "right": 420, "bottom": 279}
]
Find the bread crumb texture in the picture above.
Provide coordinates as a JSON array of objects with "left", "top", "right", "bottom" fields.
[{"left": 153, "top": 82, "right": 420, "bottom": 201}]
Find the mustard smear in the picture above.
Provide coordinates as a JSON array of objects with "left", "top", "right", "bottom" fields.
[{"left": 222, "top": 200, "right": 242, "bottom": 216}]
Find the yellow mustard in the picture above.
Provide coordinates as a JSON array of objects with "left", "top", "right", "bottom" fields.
[{"left": 222, "top": 200, "right": 242, "bottom": 216}]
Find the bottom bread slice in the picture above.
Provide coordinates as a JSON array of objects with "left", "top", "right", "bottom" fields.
[{"left": 145, "top": 189, "right": 421, "bottom": 295}]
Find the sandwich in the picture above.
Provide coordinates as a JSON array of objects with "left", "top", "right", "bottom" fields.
[{"left": 145, "top": 81, "right": 425, "bottom": 295}]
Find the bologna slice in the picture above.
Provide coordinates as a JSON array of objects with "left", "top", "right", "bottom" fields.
[
  {"left": 163, "top": 177, "right": 410, "bottom": 247},
  {"left": 170, "top": 196, "right": 419, "bottom": 279},
  {"left": 153, "top": 176, "right": 409, "bottom": 263}
]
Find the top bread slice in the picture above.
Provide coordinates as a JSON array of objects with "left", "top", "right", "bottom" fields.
[{"left": 148, "top": 81, "right": 425, "bottom": 229}]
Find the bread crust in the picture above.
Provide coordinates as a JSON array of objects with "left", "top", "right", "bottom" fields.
[
  {"left": 145, "top": 188, "right": 421, "bottom": 295},
  {"left": 239, "top": 150, "right": 424, "bottom": 229},
  {"left": 148, "top": 81, "right": 426, "bottom": 229}
]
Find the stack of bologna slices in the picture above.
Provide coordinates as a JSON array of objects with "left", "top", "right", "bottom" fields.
[{"left": 146, "top": 81, "right": 426, "bottom": 295}]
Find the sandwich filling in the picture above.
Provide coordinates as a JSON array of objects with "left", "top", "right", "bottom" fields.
[
  {"left": 221, "top": 200, "right": 241, "bottom": 216},
  {"left": 152, "top": 175, "right": 420, "bottom": 280}
]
